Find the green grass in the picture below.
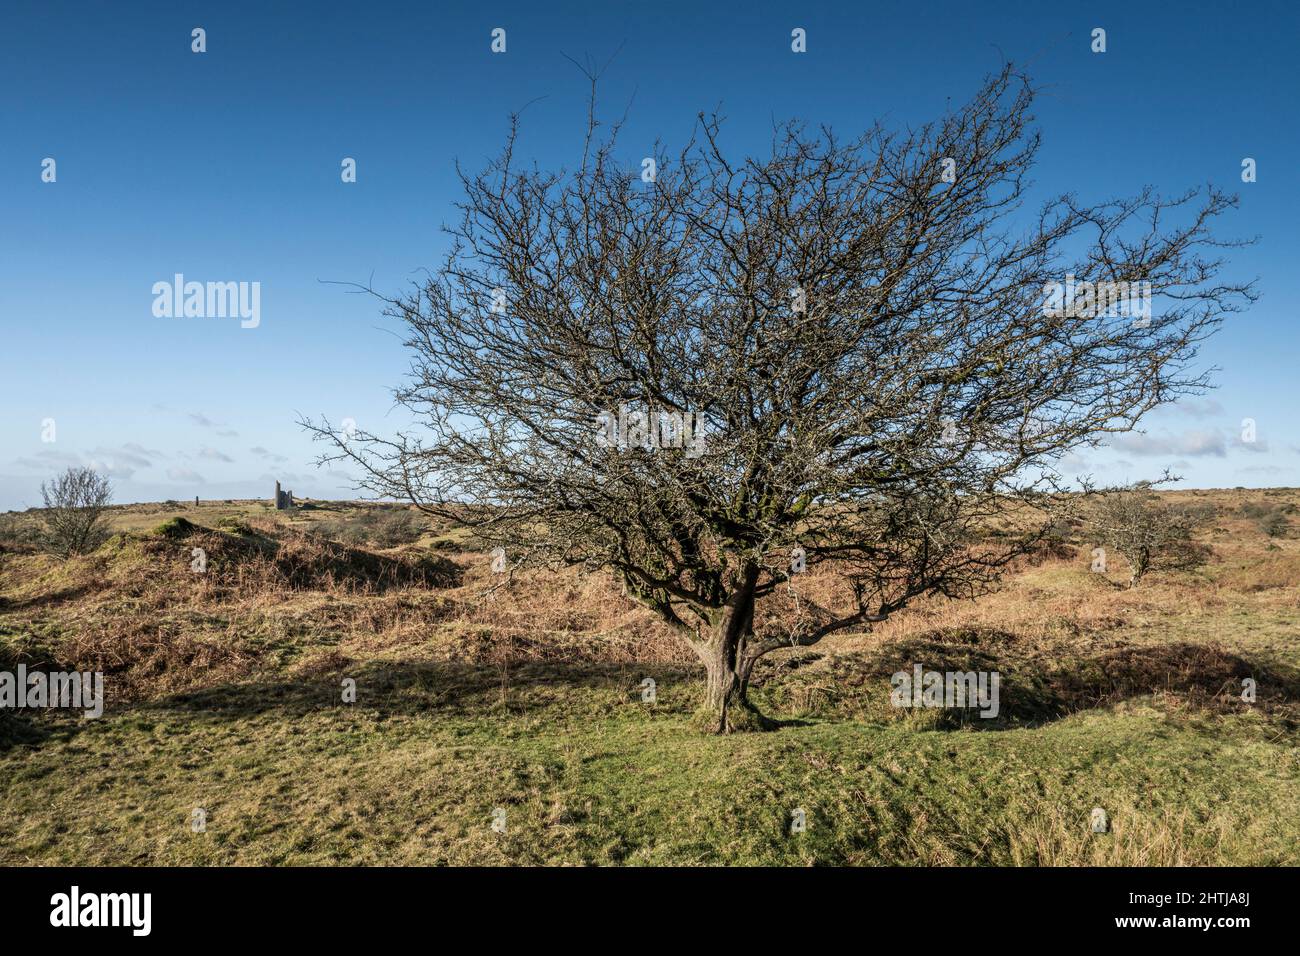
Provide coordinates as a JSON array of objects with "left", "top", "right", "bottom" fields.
[{"left": 2, "top": 663, "right": 1296, "bottom": 865}]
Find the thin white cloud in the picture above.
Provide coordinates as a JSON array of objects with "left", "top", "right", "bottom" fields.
[
  {"left": 257, "top": 472, "right": 312, "bottom": 485},
  {"left": 1109, "top": 429, "right": 1226, "bottom": 457},
  {"left": 13, "top": 449, "right": 82, "bottom": 469},
  {"left": 90, "top": 445, "right": 156, "bottom": 471},
  {"left": 86, "top": 457, "right": 136, "bottom": 479},
  {"left": 122, "top": 442, "right": 165, "bottom": 459},
  {"left": 1169, "top": 398, "right": 1224, "bottom": 420},
  {"left": 1228, "top": 434, "right": 1270, "bottom": 453},
  {"left": 15, "top": 447, "right": 153, "bottom": 479},
  {"left": 250, "top": 446, "right": 289, "bottom": 464}
]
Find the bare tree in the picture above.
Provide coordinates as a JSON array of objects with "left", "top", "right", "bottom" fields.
[
  {"left": 40, "top": 466, "right": 114, "bottom": 558},
  {"left": 304, "top": 66, "right": 1254, "bottom": 732},
  {"left": 1088, "top": 480, "right": 1209, "bottom": 587}
]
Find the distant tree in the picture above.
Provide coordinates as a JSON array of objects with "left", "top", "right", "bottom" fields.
[
  {"left": 1088, "top": 481, "right": 1208, "bottom": 587},
  {"left": 305, "top": 66, "right": 1253, "bottom": 732},
  {"left": 40, "top": 466, "right": 114, "bottom": 557}
]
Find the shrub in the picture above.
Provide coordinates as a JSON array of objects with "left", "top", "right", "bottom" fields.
[
  {"left": 316, "top": 507, "right": 425, "bottom": 549},
  {"left": 39, "top": 466, "right": 114, "bottom": 557},
  {"left": 1088, "top": 484, "right": 1209, "bottom": 587},
  {"left": 1239, "top": 501, "right": 1291, "bottom": 538},
  {"left": 0, "top": 511, "right": 40, "bottom": 553},
  {"left": 1258, "top": 510, "right": 1291, "bottom": 539}
]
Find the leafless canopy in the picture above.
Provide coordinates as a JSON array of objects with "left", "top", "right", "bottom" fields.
[
  {"left": 1088, "top": 478, "right": 1211, "bottom": 588},
  {"left": 40, "top": 466, "right": 114, "bottom": 558},
  {"left": 304, "top": 66, "right": 1254, "bottom": 731}
]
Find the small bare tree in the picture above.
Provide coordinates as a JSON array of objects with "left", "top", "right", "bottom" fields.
[
  {"left": 304, "top": 66, "right": 1253, "bottom": 732},
  {"left": 40, "top": 466, "right": 114, "bottom": 557},
  {"left": 1088, "top": 480, "right": 1208, "bottom": 587}
]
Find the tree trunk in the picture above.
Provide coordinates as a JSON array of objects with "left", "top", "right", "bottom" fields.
[
  {"left": 695, "top": 563, "right": 768, "bottom": 733},
  {"left": 700, "top": 639, "right": 745, "bottom": 731},
  {"left": 1129, "top": 548, "right": 1150, "bottom": 588}
]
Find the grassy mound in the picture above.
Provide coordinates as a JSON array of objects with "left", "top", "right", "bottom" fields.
[{"left": 0, "top": 516, "right": 464, "bottom": 705}]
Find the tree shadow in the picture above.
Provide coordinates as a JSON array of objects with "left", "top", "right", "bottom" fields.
[
  {"left": 1, "top": 659, "right": 704, "bottom": 751},
  {"left": 8, "top": 626, "right": 1297, "bottom": 745},
  {"left": 754, "top": 626, "right": 1300, "bottom": 730},
  {"left": 132, "top": 659, "right": 701, "bottom": 727},
  {"left": 0, "top": 711, "right": 59, "bottom": 750},
  {"left": 0, "top": 585, "right": 99, "bottom": 613}
]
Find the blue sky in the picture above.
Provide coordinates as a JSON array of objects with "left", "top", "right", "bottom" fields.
[{"left": 2, "top": 0, "right": 1297, "bottom": 510}]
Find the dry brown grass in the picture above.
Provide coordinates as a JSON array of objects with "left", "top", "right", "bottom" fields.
[
  {"left": 1005, "top": 802, "right": 1246, "bottom": 866},
  {"left": 2, "top": 489, "right": 1297, "bottom": 711},
  {"left": 0, "top": 506, "right": 695, "bottom": 706}
]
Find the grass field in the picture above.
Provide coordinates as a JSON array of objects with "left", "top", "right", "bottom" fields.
[{"left": 2, "top": 491, "right": 1297, "bottom": 865}]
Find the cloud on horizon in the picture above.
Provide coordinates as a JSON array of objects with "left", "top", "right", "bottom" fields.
[{"left": 1108, "top": 429, "right": 1227, "bottom": 458}]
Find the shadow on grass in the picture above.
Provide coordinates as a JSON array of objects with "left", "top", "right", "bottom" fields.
[
  {"left": 7, "top": 627, "right": 1298, "bottom": 748},
  {"left": 1, "top": 660, "right": 701, "bottom": 751},
  {"left": 754, "top": 626, "right": 1300, "bottom": 730},
  {"left": 135, "top": 659, "right": 702, "bottom": 726},
  {"left": 130, "top": 633, "right": 1300, "bottom": 733},
  {"left": 0, "top": 585, "right": 100, "bottom": 613},
  {"left": 0, "top": 711, "right": 59, "bottom": 750}
]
